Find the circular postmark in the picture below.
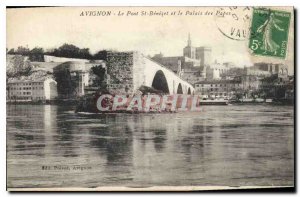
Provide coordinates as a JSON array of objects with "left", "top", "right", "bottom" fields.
[{"left": 214, "top": 7, "right": 253, "bottom": 41}]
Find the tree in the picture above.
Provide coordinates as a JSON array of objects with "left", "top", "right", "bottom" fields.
[
  {"left": 79, "top": 48, "right": 92, "bottom": 59},
  {"left": 16, "top": 46, "right": 30, "bottom": 56},
  {"left": 7, "top": 48, "right": 15, "bottom": 54},
  {"left": 93, "top": 50, "right": 108, "bottom": 60},
  {"left": 47, "top": 43, "right": 92, "bottom": 59},
  {"left": 53, "top": 69, "right": 79, "bottom": 99},
  {"left": 53, "top": 44, "right": 79, "bottom": 58},
  {"left": 6, "top": 55, "right": 32, "bottom": 78},
  {"left": 90, "top": 65, "right": 107, "bottom": 89},
  {"left": 29, "top": 47, "right": 44, "bottom": 62}
]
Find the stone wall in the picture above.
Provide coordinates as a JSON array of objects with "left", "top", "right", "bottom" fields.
[
  {"left": 106, "top": 52, "right": 134, "bottom": 94},
  {"left": 44, "top": 55, "right": 89, "bottom": 63}
]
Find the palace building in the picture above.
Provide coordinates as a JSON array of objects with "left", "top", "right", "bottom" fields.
[{"left": 152, "top": 33, "right": 212, "bottom": 84}]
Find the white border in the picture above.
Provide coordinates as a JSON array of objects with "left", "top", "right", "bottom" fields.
[{"left": 1, "top": 0, "right": 298, "bottom": 196}]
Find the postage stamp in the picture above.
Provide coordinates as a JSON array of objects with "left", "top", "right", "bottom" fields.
[{"left": 249, "top": 8, "right": 291, "bottom": 58}]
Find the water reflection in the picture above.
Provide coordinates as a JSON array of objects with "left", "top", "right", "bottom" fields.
[
  {"left": 7, "top": 105, "right": 51, "bottom": 158},
  {"left": 7, "top": 104, "right": 294, "bottom": 188},
  {"left": 89, "top": 126, "right": 133, "bottom": 165}
]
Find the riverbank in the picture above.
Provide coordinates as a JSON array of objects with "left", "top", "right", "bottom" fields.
[
  {"left": 6, "top": 99, "right": 294, "bottom": 106},
  {"left": 6, "top": 99, "right": 78, "bottom": 105}
]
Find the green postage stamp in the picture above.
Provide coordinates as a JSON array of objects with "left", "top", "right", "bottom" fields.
[{"left": 249, "top": 8, "right": 291, "bottom": 58}]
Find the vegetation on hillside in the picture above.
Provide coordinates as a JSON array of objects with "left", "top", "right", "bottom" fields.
[
  {"left": 6, "top": 55, "right": 33, "bottom": 78},
  {"left": 7, "top": 44, "right": 109, "bottom": 61}
]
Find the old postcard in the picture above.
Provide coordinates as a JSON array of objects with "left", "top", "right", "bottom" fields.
[{"left": 6, "top": 6, "right": 294, "bottom": 191}]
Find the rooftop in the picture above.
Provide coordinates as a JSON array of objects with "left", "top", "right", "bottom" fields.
[
  {"left": 194, "top": 79, "right": 241, "bottom": 85},
  {"left": 7, "top": 77, "right": 54, "bottom": 83}
]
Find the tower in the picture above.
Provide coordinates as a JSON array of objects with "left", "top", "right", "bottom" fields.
[
  {"left": 187, "top": 33, "right": 191, "bottom": 47},
  {"left": 183, "top": 33, "right": 196, "bottom": 59},
  {"left": 195, "top": 46, "right": 212, "bottom": 66}
]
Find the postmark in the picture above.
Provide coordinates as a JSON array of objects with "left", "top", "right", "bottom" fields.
[
  {"left": 214, "top": 7, "right": 252, "bottom": 41},
  {"left": 248, "top": 8, "right": 291, "bottom": 58}
]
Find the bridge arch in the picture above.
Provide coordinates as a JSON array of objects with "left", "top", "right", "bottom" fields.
[
  {"left": 187, "top": 88, "right": 191, "bottom": 95},
  {"left": 133, "top": 53, "right": 195, "bottom": 95},
  {"left": 177, "top": 83, "right": 183, "bottom": 94},
  {"left": 151, "top": 70, "right": 169, "bottom": 93}
]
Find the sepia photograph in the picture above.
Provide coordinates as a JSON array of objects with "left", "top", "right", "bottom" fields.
[{"left": 6, "top": 6, "right": 294, "bottom": 191}]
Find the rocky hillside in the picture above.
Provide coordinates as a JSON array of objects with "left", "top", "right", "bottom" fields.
[
  {"left": 7, "top": 54, "right": 53, "bottom": 82},
  {"left": 6, "top": 55, "right": 32, "bottom": 78}
]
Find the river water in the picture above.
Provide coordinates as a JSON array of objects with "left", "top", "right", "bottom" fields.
[{"left": 7, "top": 104, "right": 294, "bottom": 188}]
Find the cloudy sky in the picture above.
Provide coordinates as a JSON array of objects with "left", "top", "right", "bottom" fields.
[{"left": 7, "top": 7, "right": 294, "bottom": 71}]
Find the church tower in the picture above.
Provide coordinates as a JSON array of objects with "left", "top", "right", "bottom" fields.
[
  {"left": 187, "top": 33, "right": 191, "bottom": 47},
  {"left": 183, "top": 33, "right": 196, "bottom": 59}
]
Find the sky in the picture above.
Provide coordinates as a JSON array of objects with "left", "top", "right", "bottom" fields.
[{"left": 6, "top": 7, "right": 294, "bottom": 72}]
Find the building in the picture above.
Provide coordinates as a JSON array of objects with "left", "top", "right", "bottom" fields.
[
  {"left": 152, "top": 33, "right": 211, "bottom": 84},
  {"left": 181, "top": 69, "right": 204, "bottom": 85},
  {"left": 53, "top": 61, "right": 104, "bottom": 98},
  {"left": 183, "top": 33, "right": 196, "bottom": 59},
  {"left": 183, "top": 33, "right": 212, "bottom": 66},
  {"left": 194, "top": 79, "right": 242, "bottom": 99},
  {"left": 260, "top": 73, "right": 292, "bottom": 99},
  {"left": 240, "top": 75, "right": 261, "bottom": 94},
  {"left": 7, "top": 78, "right": 57, "bottom": 101},
  {"left": 7, "top": 54, "right": 106, "bottom": 100},
  {"left": 222, "top": 65, "right": 272, "bottom": 81},
  {"left": 223, "top": 62, "right": 236, "bottom": 69},
  {"left": 151, "top": 55, "right": 186, "bottom": 73},
  {"left": 206, "top": 63, "right": 229, "bottom": 80},
  {"left": 195, "top": 46, "right": 212, "bottom": 67},
  {"left": 244, "top": 66, "right": 272, "bottom": 77},
  {"left": 254, "top": 62, "right": 288, "bottom": 75}
]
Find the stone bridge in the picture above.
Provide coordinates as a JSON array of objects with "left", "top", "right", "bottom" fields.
[{"left": 106, "top": 51, "right": 194, "bottom": 95}]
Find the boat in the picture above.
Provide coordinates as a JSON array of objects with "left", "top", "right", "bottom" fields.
[
  {"left": 199, "top": 98, "right": 228, "bottom": 105},
  {"left": 240, "top": 98, "right": 254, "bottom": 103},
  {"left": 255, "top": 98, "right": 264, "bottom": 103},
  {"left": 265, "top": 99, "right": 273, "bottom": 103}
]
